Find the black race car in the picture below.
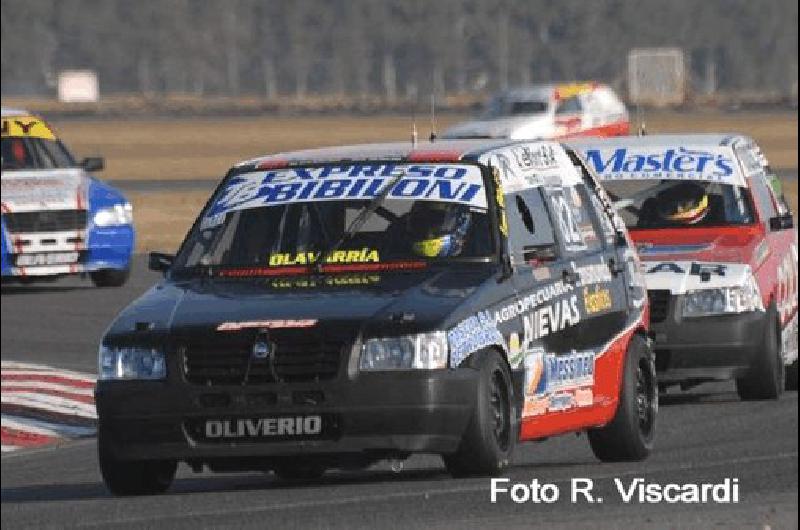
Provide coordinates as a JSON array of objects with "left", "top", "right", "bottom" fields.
[{"left": 96, "top": 139, "right": 655, "bottom": 495}]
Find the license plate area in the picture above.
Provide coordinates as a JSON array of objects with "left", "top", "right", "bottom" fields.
[
  {"left": 15, "top": 251, "right": 80, "bottom": 267},
  {"left": 186, "top": 414, "right": 339, "bottom": 443}
]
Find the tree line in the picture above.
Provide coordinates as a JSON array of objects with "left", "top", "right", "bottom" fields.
[{"left": 1, "top": 0, "right": 797, "bottom": 99}]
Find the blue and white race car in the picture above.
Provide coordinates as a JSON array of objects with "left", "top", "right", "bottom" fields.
[{"left": 1, "top": 108, "right": 134, "bottom": 286}]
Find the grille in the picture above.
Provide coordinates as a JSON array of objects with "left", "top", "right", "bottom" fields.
[
  {"left": 648, "top": 290, "right": 671, "bottom": 323},
  {"left": 182, "top": 336, "right": 345, "bottom": 385},
  {"left": 3, "top": 210, "right": 87, "bottom": 233}
]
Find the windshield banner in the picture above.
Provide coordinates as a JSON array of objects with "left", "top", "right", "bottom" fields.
[
  {"left": 206, "top": 164, "right": 487, "bottom": 217},
  {"left": 579, "top": 147, "right": 746, "bottom": 186}
]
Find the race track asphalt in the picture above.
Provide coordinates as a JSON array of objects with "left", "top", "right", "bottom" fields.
[
  {"left": 1, "top": 255, "right": 161, "bottom": 373},
  {"left": 1, "top": 256, "right": 798, "bottom": 529}
]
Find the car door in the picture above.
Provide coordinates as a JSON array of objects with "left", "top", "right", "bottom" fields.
[
  {"left": 504, "top": 183, "right": 584, "bottom": 419},
  {"left": 541, "top": 180, "right": 628, "bottom": 346},
  {"left": 743, "top": 150, "right": 798, "bottom": 332},
  {"left": 505, "top": 185, "right": 564, "bottom": 360}
]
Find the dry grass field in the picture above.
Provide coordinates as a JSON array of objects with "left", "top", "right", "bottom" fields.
[
  {"left": 42, "top": 112, "right": 796, "bottom": 252},
  {"left": 50, "top": 111, "right": 797, "bottom": 182}
]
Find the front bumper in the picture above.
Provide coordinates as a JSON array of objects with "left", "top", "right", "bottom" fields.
[
  {"left": 1, "top": 225, "right": 134, "bottom": 277},
  {"left": 649, "top": 291, "right": 767, "bottom": 383},
  {"left": 95, "top": 369, "right": 478, "bottom": 462}
]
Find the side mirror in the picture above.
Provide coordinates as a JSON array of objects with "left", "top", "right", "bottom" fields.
[
  {"left": 523, "top": 244, "right": 558, "bottom": 264},
  {"left": 80, "top": 157, "right": 105, "bottom": 172},
  {"left": 769, "top": 214, "right": 794, "bottom": 231},
  {"left": 148, "top": 252, "right": 174, "bottom": 273}
]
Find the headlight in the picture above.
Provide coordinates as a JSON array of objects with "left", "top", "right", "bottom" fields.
[
  {"left": 99, "top": 345, "right": 166, "bottom": 380},
  {"left": 94, "top": 203, "right": 133, "bottom": 226},
  {"left": 682, "top": 277, "right": 763, "bottom": 317},
  {"left": 360, "top": 332, "right": 448, "bottom": 370}
]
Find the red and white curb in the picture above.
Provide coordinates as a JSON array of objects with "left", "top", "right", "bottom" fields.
[{"left": 1, "top": 361, "right": 96, "bottom": 452}]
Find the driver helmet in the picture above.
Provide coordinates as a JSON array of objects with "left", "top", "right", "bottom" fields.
[
  {"left": 407, "top": 202, "right": 473, "bottom": 258},
  {"left": 656, "top": 182, "right": 710, "bottom": 225}
]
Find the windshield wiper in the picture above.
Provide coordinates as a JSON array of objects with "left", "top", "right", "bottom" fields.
[{"left": 313, "top": 170, "right": 406, "bottom": 273}]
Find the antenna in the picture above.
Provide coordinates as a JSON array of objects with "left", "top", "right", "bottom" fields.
[
  {"left": 636, "top": 103, "right": 646, "bottom": 136},
  {"left": 411, "top": 107, "right": 418, "bottom": 147},
  {"left": 429, "top": 93, "right": 437, "bottom": 142}
]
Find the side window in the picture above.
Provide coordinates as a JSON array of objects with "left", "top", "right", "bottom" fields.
[
  {"left": 749, "top": 175, "right": 778, "bottom": 224},
  {"left": 590, "top": 193, "right": 617, "bottom": 246},
  {"left": 542, "top": 185, "right": 603, "bottom": 256},
  {"left": 505, "top": 188, "right": 556, "bottom": 263},
  {"left": 30, "top": 139, "right": 57, "bottom": 169},
  {"left": 46, "top": 140, "right": 76, "bottom": 168},
  {"left": 1, "top": 137, "right": 35, "bottom": 169},
  {"left": 765, "top": 172, "right": 791, "bottom": 215},
  {"left": 555, "top": 96, "right": 582, "bottom": 115},
  {"left": 570, "top": 151, "right": 618, "bottom": 245}
]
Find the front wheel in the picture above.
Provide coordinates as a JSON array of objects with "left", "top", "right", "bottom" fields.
[
  {"left": 736, "top": 305, "right": 783, "bottom": 400},
  {"left": 98, "top": 433, "right": 176, "bottom": 495},
  {"left": 443, "top": 349, "right": 516, "bottom": 477},
  {"left": 588, "top": 334, "right": 656, "bottom": 462},
  {"left": 91, "top": 268, "right": 130, "bottom": 288}
]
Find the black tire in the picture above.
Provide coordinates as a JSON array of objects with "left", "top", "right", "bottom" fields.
[
  {"left": 272, "top": 458, "right": 327, "bottom": 481},
  {"left": 91, "top": 268, "right": 130, "bottom": 287},
  {"left": 588, "top": 334, "right": 656, "bottom": 462},
  {"left": 786, "top": 361, "right": 798, "bottom": 391},
  {"left": 98, "top": 433, "right": 176, "bottom": 496},
  {"left": 736, "top": 305, "right": 783, "bottom": 400},
  {"left": 443, "top": 349, "right": 516, "bottom": 477}
]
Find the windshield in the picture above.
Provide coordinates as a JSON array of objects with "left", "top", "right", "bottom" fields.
[
  {"left": 1, "top": 137, "right": 75, "bottom": 170},
  {"left": 603, "top": 180, "right": 755, "bottom": 229},
  {"left": 174, "top": 163, "right": 494, "bottom": 275},
  {"left": 483, "top": 96, "right": 549, "bottom": 118}
]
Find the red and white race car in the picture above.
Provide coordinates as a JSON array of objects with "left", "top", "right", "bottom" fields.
[
  {"left": 573, "top": 134, "right": 798, "bottom": 398},
  {"left": 444, "top": 82, "right": 629, "bottom": 140}
]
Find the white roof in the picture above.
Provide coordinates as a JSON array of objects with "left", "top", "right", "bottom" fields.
[
  {"left": 1, "top": 107, "right": 31, "bottom": 117},
  {"left": 492, "top": 85, "right": 557, "bottom": 102},
  {"left": 569, "top": 134, "right": 753, "bottom": 187},
  {"left": 569, "top": 133, "right": 750, "bottom": 150}
]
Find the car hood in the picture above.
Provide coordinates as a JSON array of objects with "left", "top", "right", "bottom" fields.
[
  {"left": 1, "top": 168, "right": 89, "bottom": 212},
  {"left": 630, "top": 227, "right": 762, "bottom": 294},
  {"left": 105, "top": 267, "right": 496, "bottom": 339},
  {"left": 443, "top": 114, "right": 552, "bottom": 139}
]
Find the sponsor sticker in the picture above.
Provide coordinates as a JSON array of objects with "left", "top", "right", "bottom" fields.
[
  {"left": 447, "top": 312, "right": 506, "bottom": 368},
  {"left": 204, "top": 415, "right": 323, "bottom": 439},
  {"left": 582, "top": 147, "right": 745, "bottom": 186},
  {"left": 206, "top": 163, "right": 487, "bottom": 217},
  {"left": 523, "top": 348, "right": 596, "bottom": 417},
  {"left": 269, "top": 248, "right": 379, "bottom": 266},
  {"left": 268, "top": 274, "right": 381, "bottom": 289},
  {"left": 1, "top": 117, "right": 56, "bottom": 140},
  {"left": 583, "top": 286, "right": 612, "bottom": 314},
  {"left": 216, "top": 319, "right": 318, "bottom": 331}
]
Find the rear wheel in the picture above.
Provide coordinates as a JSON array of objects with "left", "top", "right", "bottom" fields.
[
  {"left": 443, "top": 349, "right": 516, "bottom": 477},
  {"left": 98, "top": 432, "right": 176, "bottom": 496},
  {"left": 91, "top": 268, "right": 130, "bottom": 288},
  {"left": 786, "top": 361, "right": 798, "bottom": 391},
  {"left": 589, "top": 335, "right": 656, "bottom": 462},
  {"left": 736, "top": 305, "right": 783, "bottom": 400}
]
